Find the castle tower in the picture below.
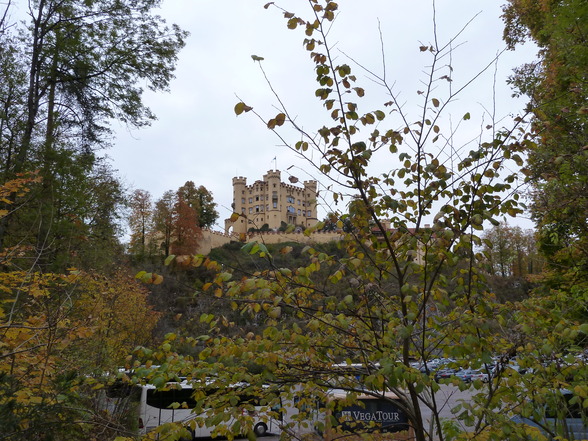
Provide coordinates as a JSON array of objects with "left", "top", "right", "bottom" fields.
[
  {"left": 303, "top": 180, "right": 318, "bottom": 226},
  {"left": 224, "top": 176, "right": 247, "bottom": 235},
  {"left": 264, "top": 170, "right": 282, "bottom": 231}
]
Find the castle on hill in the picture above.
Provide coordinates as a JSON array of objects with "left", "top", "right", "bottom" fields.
[
  {"left": 195, "top": 170, "right": 343, "bottom": 255},
  {"left": 224, "top": 169, "right": 319, "bottom": 235}
]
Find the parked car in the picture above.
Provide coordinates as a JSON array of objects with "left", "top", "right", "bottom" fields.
[
  {"left": 413, "top": 358, "right": 454, "bottom": 373},
  {"left": 434, "top": 368, "right": 457, "bottom": 382},
  {"left": 465, "top": 369, "right": 490, "bottom": 383},
  {"left": 453, "top": 369, "right": 473, "bottom": 382}
]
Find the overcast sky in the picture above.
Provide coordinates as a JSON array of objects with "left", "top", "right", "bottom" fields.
[{"left": 107, "top": 0, "right": 537, "bottom": 231}]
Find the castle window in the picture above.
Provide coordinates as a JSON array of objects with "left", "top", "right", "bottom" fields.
[
  {"left": 249, "top": 207, "right": 253, "bottom": 214},
  {"left": 273, "top": 201, "right": 277, "bottom": 209},
  {"left": 249, "top": 197, "right": 253, "bottom": 204},
  {"left": 241, "top": 198, "right": 245, "bottom": 204},
  {"left": 256, "top": 196, "right": 259, "bottom": 201},
  {"left": 256, "top": 205, "right": 259, "bottom": 212}
]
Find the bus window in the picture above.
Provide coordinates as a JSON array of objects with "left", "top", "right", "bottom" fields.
[
  {"left": 138, "top": 383, "right": 281, "bottom": 438},
  {"left": 146, "top": 387, "right": 197, "bottom": 409}
]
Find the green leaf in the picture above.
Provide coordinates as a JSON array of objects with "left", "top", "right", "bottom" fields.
[
  {"left": 241, "top": 242, "right": 256, "bottom": 254},
  {"left": 374, "top": 110, "right": 386, "bottom": 121}
]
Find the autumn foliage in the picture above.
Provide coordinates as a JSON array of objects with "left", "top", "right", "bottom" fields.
[{"left": 1, "top": 175, "right": 160, "bottom": 438}]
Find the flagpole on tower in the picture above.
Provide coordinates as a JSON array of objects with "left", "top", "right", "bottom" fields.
[{"left": 272, "top": 156, "right": 277, "bottom": 171}]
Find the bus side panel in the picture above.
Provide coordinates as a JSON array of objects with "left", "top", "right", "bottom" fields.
[{"left": 142, "top": 387, "right": 195, "bottom": 434}]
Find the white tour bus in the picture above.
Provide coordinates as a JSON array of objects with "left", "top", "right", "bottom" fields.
[{"left": 104, "top": 379, "right": 280, "bottom": 438}]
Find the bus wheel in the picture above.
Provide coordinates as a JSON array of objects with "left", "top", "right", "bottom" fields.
[{"left": 254, "top": 422, "right": 268, "bottom": 437}]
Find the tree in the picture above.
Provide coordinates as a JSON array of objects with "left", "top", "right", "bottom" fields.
[
  {"left": 0, "top": 177, "right": 160, "bottom": 440},
  {"left": 0, "top": 0, "right": 188, "bottom": 270},
  {"left": 170, "top": 197, "right": 201, "bottom": 256},
  {"left": 0, "top": 269, "right": 160, "bottom": 440},
  {"left": 481, "top": 222, "right": 540, "bottom": 278},
  {"left": 501, "top": 1, "right": 588, "bottom": 421},
  {"left": 149, "top": 184, "right": 212, "bottom": 258},
  {"left": 129, "top": 189, "right": 154, "bottom": 256},
  {"left": 502, "top": 0, "right": 588, "bottom": 269},
  {"left": 152, "top": 191, "right": 176, "bottom": 257},
  {"left": 479, "top": 222, "right": 542, "bottom": 302},
  {"left": 177, "top": 181, "right": 219, "bottom": 229}
]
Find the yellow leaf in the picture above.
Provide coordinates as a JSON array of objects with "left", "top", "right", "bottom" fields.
[
  {"left": 234, "top": 102, "right": 253, "bottom": 115},
  {"left": 275, "top": 113, "right": 286, "bottom": 126}
]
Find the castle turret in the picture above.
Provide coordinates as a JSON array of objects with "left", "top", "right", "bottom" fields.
[
  {"left": 303, "top": 180, "right": 318, "bottom": 226},
  {"left": 225, "top": 176, "right": 247, "bottom": 235}
]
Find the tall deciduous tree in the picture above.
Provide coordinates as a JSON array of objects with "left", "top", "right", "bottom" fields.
[
  {"left": 171, "top": 197, "right": 201, "bottom": 256},
  {"left": 0, "top": 0, "right": 188, "bottom": 270},
  {"left": 153, "top": 190, "right": 176, "bottom": 257},
  {"left": 129, "top": 189, "right": 154, "bottom": 256},
  {"left": 177, "top": 181, "right": 219, "bottom": 229},
  {"left": 481, "top": 222, "right": 540, "bottom": 278},
  {"left": 502, "top": 0, "right": 588, "bottom": 268}
]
